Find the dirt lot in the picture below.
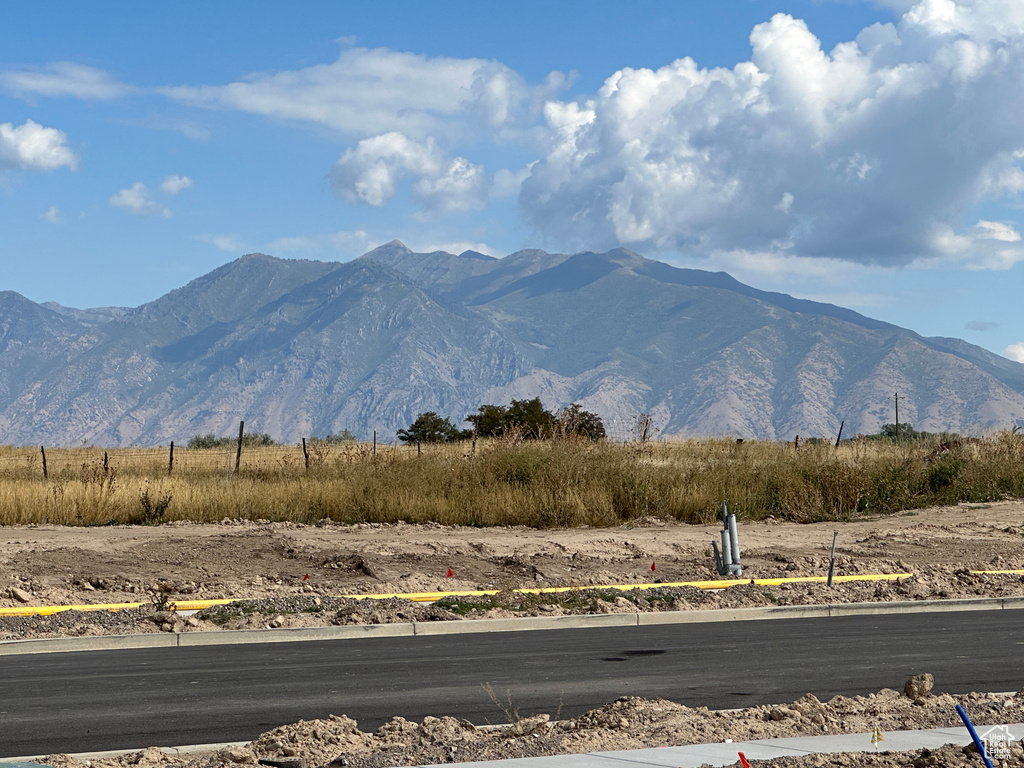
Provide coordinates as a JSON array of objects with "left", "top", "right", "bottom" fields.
[
  {"left": 2, "top": 500, "right": 1024, "bottom": 638},
  {"left": 5, "top": 502, "right": 1024, "bottom": 767}
]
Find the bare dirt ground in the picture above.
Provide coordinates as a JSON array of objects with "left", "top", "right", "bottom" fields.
[
  {"left": 2, "top": 500, "right": 1024, "bottom": 639},
  {"left": 5, "top": 502, "right": 1024, "bottom": 767}
]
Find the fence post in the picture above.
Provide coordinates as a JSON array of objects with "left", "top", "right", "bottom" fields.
[
  {"left": 834, "top": 421, "right": 844, "bottom": 449},
  {"left": 103, "top": 451, "right": 109, "bottom": 474},
  {"left": 372, "top": 430, "right": 376, "bottom": 458},
  {"left": 235, "top": 420, "right": 245, "bottom": 474},
  {"left": 40, "top": 446, "right": 48, "bottom": 479},
  {"left": 168, "top": 441, "right": 174, "bottom": 476},
  {"left": 302, "top": 437, "right": 309, "bottom": 470}
]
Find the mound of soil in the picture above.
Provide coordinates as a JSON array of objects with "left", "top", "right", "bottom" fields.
[{"left": 35, "top": 681, "right": 1024, "bottom": 768}]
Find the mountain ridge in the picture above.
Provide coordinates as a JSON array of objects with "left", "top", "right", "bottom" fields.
[{"left": 0, "top": 245, "right": 1021, "bottom": 445}]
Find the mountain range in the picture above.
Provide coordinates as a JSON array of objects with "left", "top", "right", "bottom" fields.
[{"left": 1, "top": 241, "right": 1022, "bottom": 446}]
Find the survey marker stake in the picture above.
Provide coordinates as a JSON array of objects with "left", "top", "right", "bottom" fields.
[{"left": 827, "top": 530, "right": 838, "bottom": 587}]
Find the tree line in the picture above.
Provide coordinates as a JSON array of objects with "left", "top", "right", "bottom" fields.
[{"left": 397, "top": 398, "right": 605, "bottom": 444}]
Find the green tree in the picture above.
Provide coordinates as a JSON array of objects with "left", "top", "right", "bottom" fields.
[
  {"left": 505, "top": 397, "right": 555, "bottom": 438},
  {"left": 555, "top": 403, "right": 606, "bottom": 441},
  {"left": 397, "top": 412, "right": 466, "bottom": 444},
  {"left": 465, "top": 404, "right": 509, "bottom": 437}
]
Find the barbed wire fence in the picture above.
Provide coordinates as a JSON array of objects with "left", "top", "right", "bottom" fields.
[{"left": 0, "top": 412, "right": 663, "bottom": 482}]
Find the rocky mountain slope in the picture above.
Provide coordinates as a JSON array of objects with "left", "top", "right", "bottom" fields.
[{"left": 1, "top": 243, "right": 1022, "bottom": 445}]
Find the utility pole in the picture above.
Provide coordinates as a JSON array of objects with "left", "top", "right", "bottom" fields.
[{"left": 894, "top": 392, "right": 899, "bottom": 441}]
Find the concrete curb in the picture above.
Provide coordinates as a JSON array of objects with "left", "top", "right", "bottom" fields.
[
  {"left": 411, "top": 612, "right": 638, "bottom": 634},
  {"left": 2, "top": 596, "right": 1021, "bottom": 657},
  {"left": 178, "top": 621, "right": 415, "bottom": 646}
]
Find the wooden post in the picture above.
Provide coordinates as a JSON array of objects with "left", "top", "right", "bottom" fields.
[
  {"left": 894, "top": 392, "right": 899, "bottom": 441},
  {"left": 372, "top": 430, "right": 376, "bottom": 457},
  {"left": 40, "top": 446, "right": 47, "bottom": 479},
  {"left": 235, "top": 420, "right": 245, "bottom": 474},
  {"left": 302, "top": 437, "right": 309, "bottom": 470},
  {"left": 834, "top": 421, "right": 844, "bottom": 448},
  {"left": 103, "top": 451, "right": 109, "bottom": 474},
  {"left": 168, "top": 441, "right": 174, "bottom": 476},
  {"left": 794, "top": 435, "right": 800, "bottom": 451}
]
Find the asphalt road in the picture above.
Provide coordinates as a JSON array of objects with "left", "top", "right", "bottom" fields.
[{"left": 1, "top": 610, "right": 1022, "bottom": 757}]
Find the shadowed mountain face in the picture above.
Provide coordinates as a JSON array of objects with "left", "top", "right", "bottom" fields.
[{"left": 0, "top": 244, "right": 1022, "bottom": 446}]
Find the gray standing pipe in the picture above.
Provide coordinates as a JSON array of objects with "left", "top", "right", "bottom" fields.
[
  {"left": 720, "top": 530, "right": 733, "bottom": 569},
  {"left": 712, "top": 541, "right": 725, "bottom": 575},
  {"left": 728, "top": 514, "right": 741, "bottom": 565}
]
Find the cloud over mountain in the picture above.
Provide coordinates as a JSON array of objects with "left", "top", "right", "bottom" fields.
[
  {"left": 329, "top": 132, "right": 488, "bottom": 215},
  {"left": 519, "top": 0, "right": 1024, "bottom": 268}
]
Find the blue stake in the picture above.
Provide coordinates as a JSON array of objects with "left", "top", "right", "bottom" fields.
[{"left": 955, "top": 703, "right": 995, "bottom": 768}]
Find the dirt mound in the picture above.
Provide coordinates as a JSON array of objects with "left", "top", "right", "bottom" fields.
[{"left": 32, "top": 681, "right": 1024, "bottom": 768}]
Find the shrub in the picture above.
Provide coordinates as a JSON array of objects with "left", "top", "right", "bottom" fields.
[{"left": 186, "top": 431, "right": 276, "bottom": 449}]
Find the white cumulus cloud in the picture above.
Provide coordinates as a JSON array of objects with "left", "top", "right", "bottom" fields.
[
  {"left": 40, "top": 206, "right": 60, "bottom": 224},
  {"left": 0, "top": 119, "right": 78, "bottom": 171},
  {"left": 110, "top": 182, "right": 170, "bottom": 218},
  {"left": 330, "top": 132, "right": 488, "bottom": 216},
  {"left": 160, "top": 175, "right": 193, "bottom": 194},
  {"left": 519, "top": 0, "right": 1024, "bottom": 267},
  {"left": 0, "top": 62, "right": 131, "bottom": 100},
  {"left": 1004, "top": 342, "right": 1024, "bottom": 363}
]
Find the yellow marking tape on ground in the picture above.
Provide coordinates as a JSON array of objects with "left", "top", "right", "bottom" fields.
[
  {"left": 0, "top": 573, "right": 912, "bottom": 616},
  {"left": 0, "top": 601, "right": 149, "bottom": 617}
]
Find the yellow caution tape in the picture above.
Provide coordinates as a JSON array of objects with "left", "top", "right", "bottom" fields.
[{"left": 0, "top": 573, "right": 912, "bottom": 617}]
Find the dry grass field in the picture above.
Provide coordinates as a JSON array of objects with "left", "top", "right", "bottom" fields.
[{"left": 0, "top": 431, "right": 1022, "bottom": 527}]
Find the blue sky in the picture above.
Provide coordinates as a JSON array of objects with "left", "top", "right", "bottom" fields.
[{"left": 2, "top": 0, "right": 1023, "bottom": 361}]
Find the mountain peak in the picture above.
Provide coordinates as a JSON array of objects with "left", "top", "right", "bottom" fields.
[
  {"left": 363, "top": 240, "right": 411, "bottom": 258},
  {"left": 459, "top": 249, "right": 497, "bottom": 261}
]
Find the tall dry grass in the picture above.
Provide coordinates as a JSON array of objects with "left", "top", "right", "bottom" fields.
[{"left": 0, "top": 432, "right": 1021, "bottom": 527}]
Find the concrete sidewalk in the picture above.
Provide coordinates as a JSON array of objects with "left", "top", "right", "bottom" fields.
[
  {"left": 419, "top": 723, "right": 1024, "bottom": 768},
  {"left": 4, "top": 722, "right": 1020, "bottom": 767}
]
